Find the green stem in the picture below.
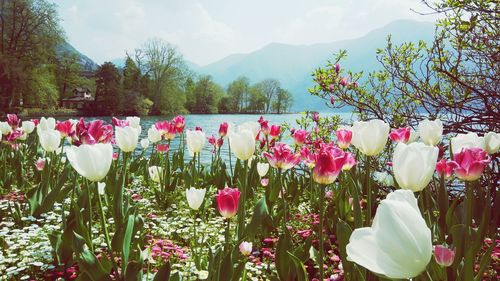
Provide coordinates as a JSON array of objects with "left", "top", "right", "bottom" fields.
[
  {"left": 228, "top": 141, "right": 233, "bottom": 178},
  {"left": 225, "top": 219, "right": 231, "bottom": 253},
  {"left": 464, "top": 181, "right": 474, "bottom": 280},
  {"left": 319, "top": 184, "right": 325, "bottom": 281},
  {"left": 278, "top": 169, "right": 287, "bottom": 233},
  {"left": 237, "top": 159, "right": 248, "bottom": 240},
  {"left": 86, "top": 180, "right": 94, "bottom": 252},
  {"left": 365, "top": 156, "right": 372, "bottom": 226},
  {"left": 96, "top": 184, "right": 119, "bottom": 278}
]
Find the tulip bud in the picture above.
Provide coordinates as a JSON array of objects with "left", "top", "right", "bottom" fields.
[
  {"left": 257, "top": 162, "right": 270, "bottom": 178},
  {"left": 435, "top": 159, "right": 458, "bottom": 179},
  {"left": 140, "top": 138, "right": 150, "bottom": 149},
  {"left": 453, "top": 147, "right": 490, "bottom": 181},
  {"left": 97, "top": 182, "right": 106, "bottom": 195},
  {"left": 239, "top": 241, "right": 253, "bottom": 256},
  {"left": 219, "top": 122, "right": 229, "bottom": 137},
  {"left": 351, "top": 119, "right": 390, "bottom": 156},
  {"left": 216, "top": 187, "right": 240, "bottom": 219},
  {"left": 35, "top": 158, "right": 45, "bottom": 171},
  {"left": 186, "top": 129, "right": 206, "bottom": 155},
  {"left": 38, "top": 129, "right": 61, "bottom": 152},
  {"left": 484, "top": 131, "right": 499, "bottom": 154},
  {"left": 115, "top": 126, "right": 139, "bottom": 152},
  {"left": 292, "top": 129, "right": 309, "bottom": 146},
  {"left": 393, "top": 142, "right": 438, "bottom": 192},
  {"left": 228, "top": 129, "right": 255, "bottom": 161},
  {"left": 21, "top": 121, "right": 35, "bottom": 134},
  {"left": 418, "top": 119, "right": 443, "bottom": 146},
  {"left": 434, "top": 245, "right": 455, "bottom": 267},
  {"left": 148, "top": 166, "right": 163, "bottom": 183},
  {"left": 261, "top": 178, "right": 269, "bottom": 186},
  {"left": 66, "top": 143, "right": 113, "bottom": 182},
  {"left": 269, "top": 125, "right": 281, "bottom": 139},
  {"left": 185, "top": 187, "right": 206, "bottom": 210},
  {"left": 148, "top": 127, "right": 162, "bottom": 143},
  {"left": 336, "top": 127, "right": 352, "bottom": 149}
]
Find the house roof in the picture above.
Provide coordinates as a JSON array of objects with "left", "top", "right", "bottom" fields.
[{"left": 62, "top": 96, "right": 95, "bottom": 102}]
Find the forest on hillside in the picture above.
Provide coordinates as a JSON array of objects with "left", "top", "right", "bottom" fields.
[{"left": 0, "top": 0, "right": 294, "bottom": 116}]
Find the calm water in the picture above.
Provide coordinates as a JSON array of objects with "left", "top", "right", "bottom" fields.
[{"left": 79, "top": 112, "right": 356, "bottom": 163}]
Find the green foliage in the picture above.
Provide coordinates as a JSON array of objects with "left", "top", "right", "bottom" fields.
[{"left": 94, "top": 62, "right": 122, "bottom": 115}]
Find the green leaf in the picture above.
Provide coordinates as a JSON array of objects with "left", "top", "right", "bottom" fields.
[
  {"left": 473, "top": 242, "right": 494, "bottom": 281},
  {"left": 219, "top": 250, "right": 233, "bottom": 281},
  {"left": 122, "top": 212, "right": 136, "bottom": 274},
  {"left": 275, "top": 231, "right": 293, "bottom": 281},
  {"left": 72, "top": 231, "right": 111, "bottom": 281},
  {"left": 243, "top": 197, "right": 270, "bottom": 240},
  {"left": 287, "top": 251, "right": 308, "bottom": 281},
  {"left": 336, "top": 219, "right": 353, "bottom": 277},
  {"left": 125, "top": 261, "right": 144, "bottom": 281}
]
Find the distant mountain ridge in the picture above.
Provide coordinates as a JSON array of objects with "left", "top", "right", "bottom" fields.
[
  {"left": 56, "top": 41, "right": 99, "bottom": 72},
  {"left": 196, "top": 19, "right": 435, "bottom": 111}
]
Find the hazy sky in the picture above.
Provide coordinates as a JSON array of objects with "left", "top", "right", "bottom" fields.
[{"left": 53, "top": 0, "right": 438, "bottom": 66}]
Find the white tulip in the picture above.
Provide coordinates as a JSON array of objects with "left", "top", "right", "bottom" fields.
[
  {"left": 148, "top": 127, "right": 162, "bottom": 143},
  {"left": 186, "top": 130, "right": 206, "bottom": 155},
  {"left": 239, "top": 121, "right": 260, "bottom": 138},
  {"left": 351, "top": 119, "right": 390, "bottom": 156},
  {"left": 148, "top": 166, "right": 163, "bottom": 183},
  {"left": 21, "top": 121, "right": 35, "bottom": 134},
  {"left": 450, "top": 132, "right": 485, "bottom": 153},
  {"left": 38, "top": 129, "right": 61, "bottom": 152},
  {"left": 126, "top": 116, "right": 141, "bottom": 135},
  {"left": 239, "top": 241, "right": 253, "bottom": 256},
  {"left": 257, "top": 162, "right": 269, "bottom": 177},
  {"left": 228, "top": 129, "right": 256, "bottom": 161},
  {"left": 393, "top": 142, "right": 438, "bottom": 192},
  {"left": 140, "top": 138, "right": 150, "bottom": 149},
  {"left": 37, "top": 117, "right": 56, "bottom": 132},
  {"left": 0, "top": 122, "right": 11, "bottom": 135},
  {"left": 66, "top": 143, "right": 113, "bottom": 182},
  {"left": 185, "top": 187, "right": 206, "bottom": 210},
  {"left": 483, "top": 132, "right": 499, "bottom": 154},
  {"left": 97, "top": 182, "right": 106, "bottom": 195},
  {"left": 115, "top": 126, "right": 139, "bottom": 152},
  {"left": 418, "top": 119, "right": 443, "bottom": 146},
  {"left": 346, "top": 189, "right": 432, "bottom": 279}
]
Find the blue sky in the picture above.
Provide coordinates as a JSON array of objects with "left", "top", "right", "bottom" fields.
[{"left": 52, "top": 0, "right": 438, "bottom": 66}]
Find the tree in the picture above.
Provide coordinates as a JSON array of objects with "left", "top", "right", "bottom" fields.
[
  {"left": 94, "top": 62, "right": 121, "bottom": 115},
  {"left": 141, "top": 38, "right": 186, "bottom": 113},
  {"left": 187, "top": 75, "right": 223, "bottom": 113},
  {"left": 272, "top": 88, "right": 294, "bottom": 114},
  {"left": 0, "top": 0, "right": 63, "bottom": 110},
  {"left": 247, "top": 85, "right": 267, "bottom": 113},
  {"left": 55, "top": 52, "right": 82, "bottom": 101},
  {"left": 226, "top": 76, "right": 250, "bottom": 112},
  {"left": 255, "top": 79, "right": 280, "bottom": 113},
  {"left": 310, "top": 0, "right": 499, "bottom": 134}
]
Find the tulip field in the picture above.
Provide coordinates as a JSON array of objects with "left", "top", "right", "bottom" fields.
[{"left": 0, "top": 112, "right": 498, "bottom": 281}]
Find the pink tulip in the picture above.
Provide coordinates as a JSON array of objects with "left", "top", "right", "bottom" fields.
[
  {"left": 342, "top": 152, "right": 357, "bottom": 171},
  {"left": 35, "top": 158, "right": 45, "bottom": 171},
  {"left": 6, "top": 129, "right": 23, "bottom": 142},
  {"left": 73, "top": 119, "right": 113, "bottom": 146},
  {"left": 293, "top": 129, "right": 309, "bottom": 146},
  {"left": 263, "top": 143, "right": 301, "bottom": 170},
  {"left": 7, "top": 114, "right": 20, "bottom": 129},
  {"left": 171, "top": 115, "right": 185, "bottom": 133},
  {"left": 156, "top": 144, "right": 170, "bottom": 153},
  {"left": 261, "top": 178, "right": 269, "bottom": 187},
  {"left": 435, "top": 159, "right": 459, "bottom": 179},
  {"left": 453, "top": 147, "right": 490, "bottom": 181},
  {"left": 216, "top": 187, "right": 241, "bottom": 219},
  {"left": 312, "top": 143, "right": 347, "bottom": 184},
  {"left": 112, "top": 117, "right": 130, "bottom": 127},
  {"left": 219, "top": 122, "right": 229, "bottom": 137},
  {"left": 336, "top": 128, "right": 352, "bottom": 149},
  {"left": 269, "top": 125, "right": 281, "bottom": 139},
  {"left": 112, "top": 152, "right": 118, "bottom": 160},
  {"left": 389, "top": 127, "right": 411, "bottom": 143},
  {"left": 260, "top": 120, "right": 270, "bottom": 135},
  {"left": 155, "top": 121, "right": 176, "bottom": 140},
  {"left": 300, "top": 146, "right": 316, "bottom": 168},
  {"left": 434, "top": 245, "right": 455, "bottom": 267},
  {"left": 56, "top": 120, "right": 74, "bottom": 138}
]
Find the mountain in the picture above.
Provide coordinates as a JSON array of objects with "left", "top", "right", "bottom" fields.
[
  {"left": 197, "top": 19, "right": 436, "bottom": 111},
  {"left": 56, "top": 41, "right": 99, "bottom": 72}
]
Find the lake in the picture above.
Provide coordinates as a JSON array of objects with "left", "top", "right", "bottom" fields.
[{"left": 75, "top": 112, "right": 356, "bottom": 164}]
